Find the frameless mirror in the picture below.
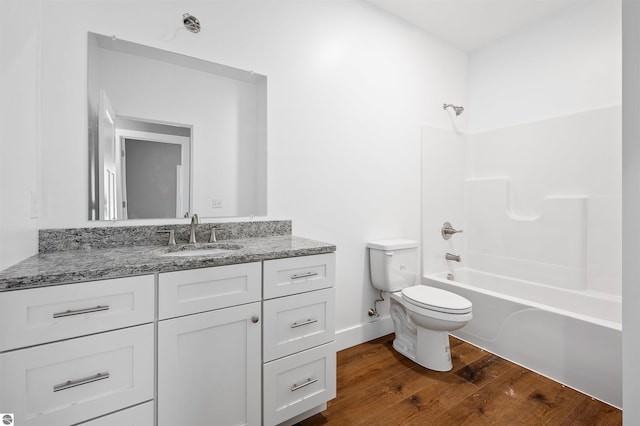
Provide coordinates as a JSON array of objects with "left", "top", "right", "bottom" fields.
[{"left": 87, "top": 32, "right": 267, "bottom": 220}]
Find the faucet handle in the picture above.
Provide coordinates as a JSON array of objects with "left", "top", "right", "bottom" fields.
[
  {"left": 157, "top": 229, "right": 176, "bottom": 246},
  {"left": 441, "top": 222, "right": 463, "bottom": 240},
  {"left": 209, "top": 226, "right": 217, "bottom": 243}
]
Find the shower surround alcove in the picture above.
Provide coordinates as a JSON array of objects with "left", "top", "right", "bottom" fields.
[{"left": 421, "top": 105, "right": 622, "bottom": 407}]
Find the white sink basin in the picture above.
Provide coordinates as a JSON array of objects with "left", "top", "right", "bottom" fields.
[
  {"left": 162, "top": 248, "right": 232, "bottom": 257},
  {"left": 159, "top": 243, "right": 242, "bottom": 258}
]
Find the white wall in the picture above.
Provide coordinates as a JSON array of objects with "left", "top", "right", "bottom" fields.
[
  {"left": 19, "top": 0, "right": 467, "bottom": 348},
  {"left": 0, "top": 0, "right": 41, "bottom": 269},
  {"left": 467, "top": 0, "right": 621, "bottom": 133},
  {"left": 622, "top": 0, "right": 640, "bottom": 421}
]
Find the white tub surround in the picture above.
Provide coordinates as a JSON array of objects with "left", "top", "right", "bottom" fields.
[{"left": 420, "top": 106, "right": 622, "bottom": 407}]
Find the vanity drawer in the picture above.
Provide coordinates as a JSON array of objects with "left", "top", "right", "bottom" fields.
[
  {"left": 0, "top": 324, "right": 154, "bottom": 426},
  {"left": 0, "top": 275, "right": 154, "bottom": 351},
  {"left": 158, "top": 262, "right": 261, "bottom": 319},
  {"left": 263, "top": 342, "right": 336, "bottom": 426},
  {"left": 263, "top": 253, "right": 335, "bottom": 299},
  {"left": 263, "top": 288, "right": 335, "bottom": 362},
  {"left": 81, "top": 401, "right": 154, "bottom": 425}
]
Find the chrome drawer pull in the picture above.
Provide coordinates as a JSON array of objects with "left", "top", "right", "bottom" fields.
[
  {"left": 291, "top": 377, "right": 317, "bottom": 392},
  {"left": 291, "top": 318, "right": 318, "bottom": 328},
  {"left": 290, "top": 272, "right": 319, "bottom": 280},
  {"left": 53, "top": 372, "right": 110, "bottom": 392},
  {"left": 53, "top": 305, "right": 110, "bottom": 318}
]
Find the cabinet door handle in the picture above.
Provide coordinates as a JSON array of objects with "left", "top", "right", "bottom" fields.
[
  {"left": 291, "top": 318, "right": 318, "bottom": 328},
  {"left": 290, "top": 272, "right": 318, "bottom": 280},
  {"left": 53, "top": 372, "right": 110, "bottom": 392},
  {"left": 291, "top": 377, "right": 318, "bottom": 392},
  {"left": 53, "top": 305, "right": 110, "bottom": 318}
]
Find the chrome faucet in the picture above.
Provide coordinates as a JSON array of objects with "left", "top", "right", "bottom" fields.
[
  {"left": 189, "top": 214, "right": 199, "bottom": 243},
  {"left": 445, "top": 253, "right": 461, "bottom": 262}
]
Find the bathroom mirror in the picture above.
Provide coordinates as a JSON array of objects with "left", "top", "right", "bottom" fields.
[{"left": 87, "top": 32, "right": 267, "bottom": 220}]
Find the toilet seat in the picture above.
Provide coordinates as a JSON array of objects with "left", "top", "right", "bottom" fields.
[{"left": 401, "top": 286, "right": 472, "bottom": 314}]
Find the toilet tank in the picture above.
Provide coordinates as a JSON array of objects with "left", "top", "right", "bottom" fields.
[{"left": 367, "top": 239, "right": 418, "bottom": 292}]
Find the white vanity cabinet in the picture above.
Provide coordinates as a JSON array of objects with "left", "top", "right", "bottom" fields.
[
  {"left": 262, "top": 253, "right": 337, "bottom": 426},
  {"left": 157, "top": 263, "right": 262, "bottom": 426},
  {"left": 0, "top": 243, "right": 337, "bottom": 426},
  {"left": 0, "top": 275, "right": 155, "bottom": 426}
]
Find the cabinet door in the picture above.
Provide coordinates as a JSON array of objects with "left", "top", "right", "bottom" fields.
[{"left": 158, "top": 302, "right": 261, "bottom": 426}]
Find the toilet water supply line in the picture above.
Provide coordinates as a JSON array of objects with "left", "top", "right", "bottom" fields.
[{"left": 368, "top": 291, "right": 385, "bottom": 317}]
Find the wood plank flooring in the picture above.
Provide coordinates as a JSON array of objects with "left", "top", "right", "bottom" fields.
[{"left": 300, "top": 334, "right": 621, "bottom": 425}]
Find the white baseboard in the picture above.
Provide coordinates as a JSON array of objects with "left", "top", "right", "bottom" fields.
[{"left": 335, "top": 316, "right": 394, "bottom": 351}]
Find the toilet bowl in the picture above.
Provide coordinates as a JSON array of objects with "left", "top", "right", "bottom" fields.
[
  {"left": 390, "top": 286, "right": 471, "bottom": 371},
  {"left": 367, "top": 239, "right": 472, "bottom": 371}
]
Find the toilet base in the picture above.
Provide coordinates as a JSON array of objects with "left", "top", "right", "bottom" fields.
[
  {"left": 416, "top": 327, "right": 452, "bottom": 371},
  {"left": 389, "top": 294, "right": 458, "bottom": 372},
  {"left": 392, "top": 328, "right": 453, "bottom": 372}
]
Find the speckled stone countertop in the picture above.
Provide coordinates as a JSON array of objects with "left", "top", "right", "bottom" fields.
[{"left": 0, "top": 235, "right": 336, "bottom": 292}]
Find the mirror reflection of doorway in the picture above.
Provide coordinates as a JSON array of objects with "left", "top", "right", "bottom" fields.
[
  {"left": 115, "top": 119, "right": 191, "bottom": 220},
  {"left": 123, "top": 138, "right": 183, "bottom": 219},
  {"left": 94, "top": 97, "right": 192, "bottom": 220}
]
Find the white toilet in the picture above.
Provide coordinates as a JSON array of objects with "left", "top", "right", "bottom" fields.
[{"left": 367, "top": 239, "right": 472, "bottom": 371}]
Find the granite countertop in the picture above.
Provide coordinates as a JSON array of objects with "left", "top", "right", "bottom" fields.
[{"left": 0, "top": 235, "right": 336, "bottom": 292}]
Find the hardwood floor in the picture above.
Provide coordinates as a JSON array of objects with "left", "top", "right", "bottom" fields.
[{"left": 300, "top": 334, "right": 621, "bottom": 425}]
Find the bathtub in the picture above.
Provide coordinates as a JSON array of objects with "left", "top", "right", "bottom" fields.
[{"left": 423, "top": 268, "right": 622, "bottom": 408}]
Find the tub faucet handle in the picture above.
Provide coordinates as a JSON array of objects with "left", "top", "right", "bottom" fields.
[{"left": 442, "top": 222, "right": 463, "bottom": 240}]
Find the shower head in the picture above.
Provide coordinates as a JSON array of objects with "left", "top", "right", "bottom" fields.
[
  {"left": 183, "top": 13, "right": 201, "bottom": 33},
  {"left": 443, "top": 103, "right": 464, "bottom": 116}
]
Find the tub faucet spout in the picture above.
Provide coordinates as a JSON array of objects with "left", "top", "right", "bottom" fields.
[{"left": 445, "top": 253, "right": 461, "bottom": 262}]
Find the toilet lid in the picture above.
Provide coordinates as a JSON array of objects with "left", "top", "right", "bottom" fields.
[{"left": 402, "top": 286, "right": 472, "bottom": 314}]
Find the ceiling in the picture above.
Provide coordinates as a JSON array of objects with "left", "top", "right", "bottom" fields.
[{"left": 365, "top": 0, "right": 593, "bottom": 52}]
